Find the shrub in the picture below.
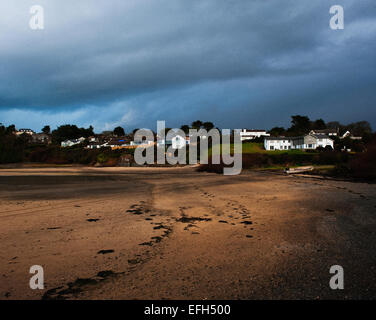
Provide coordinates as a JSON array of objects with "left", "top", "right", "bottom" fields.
[{"left": 348, "top": 142, "right": 376, "bottom": 181}]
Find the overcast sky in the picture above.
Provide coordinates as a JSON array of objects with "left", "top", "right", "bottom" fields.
[{"left": 0, "top": 0, "right": 375, "bottom": 132}]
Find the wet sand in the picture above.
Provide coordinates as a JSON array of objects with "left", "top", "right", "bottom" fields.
[{"left": 0, "top": 166, "right": 375, "bottom": 300}]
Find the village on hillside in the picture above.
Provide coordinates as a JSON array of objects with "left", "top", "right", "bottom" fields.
[
  {"left": 1, "top": 115, "right": 374, "bottom": 180},
  {"left": 1, "top": 116, "right": 371, "bottom": 153}
]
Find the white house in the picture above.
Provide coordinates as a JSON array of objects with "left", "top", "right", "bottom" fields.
[
  {"left": 86, "top": 142, "right": 103, "bottom": 149},
  {"left": 61, "top": 137, "right": 85, "bottom": 147},
  {"left": 264, "top": 137, "right": 292, "bottom": 150},
  {"left": 311, "top": 135, "right": 334, "bottom": 149},
  {"left": 290, "top": 135, "right": 334, "bottom": 150},
  {"left": 341, "top": 131, "right": 362, "bottom": 140},
  {"left": 264, "top": 134, "right": 334, "bottom": 151},
  {"left": 15, "top": 128, "right": 35, "bottom": 136},
  {"left": 240, "top": 129, "right": 270, "bottom": 142},
  {"left": 32, "top": 133, "right": 51, "bottom": 144},
  {"left": 105, "top": 139, "right": 129, "bottom": 148},
  {"left": 309, "top": 129, "right": 338, "bottom": 136},
  {"left": 130, "top": 140, "right": 154, "bottom": 146},
  {"left": 157, "top": 135, "right": 190, "bottom": 149}
]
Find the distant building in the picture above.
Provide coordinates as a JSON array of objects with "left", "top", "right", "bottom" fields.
[
  {"left": 101, "top": 131, "right": 114, "bottom": 136},
  {"left": 15, "top": 128, "right": 35, "bottom": 136},
  {"left": 157, "top": 135, "right": 190, "bottom": 149},
  {"left": 103, "top": 137, "right": 144, "bottom": 149},
  {"left": 32, "top": 133, "right": 51, "bottom": 144},
  {"left": 61, "top": 137, "right": 85, "bottom": 147},
  {"left": 264, "top": 137, "right": 291, "bottom": 151},
  {"left": 130, "top": 140, "right": 154, "bottom": 147},
  {"left": 105, "top": 138, "right": 129, "bottom": 148},
  {"left": 240, "top": 129, "right": 270, "bottom": 142},
  {"left": 340, "top": 131, "right": 362, "bottom": 140},
  {"left": 309, "top": 129, "right": 338, "bottom": 136},
  {"left": 264, "top": 134, "right": 334, "bottom": 151},
  {"left": 86, "top": 142, "right": 103, "bottom": 149}
]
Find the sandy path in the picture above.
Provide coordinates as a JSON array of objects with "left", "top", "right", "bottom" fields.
[{"left": 0, "top": 167, "right": 375, "bottom": 299}]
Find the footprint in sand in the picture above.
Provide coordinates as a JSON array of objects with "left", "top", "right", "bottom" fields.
[{"left": 97, "top": 249, "right": 114, "bottom": 255}]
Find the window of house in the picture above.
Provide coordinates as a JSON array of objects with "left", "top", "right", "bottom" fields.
[{"left": 270, "top": 146, "right": 274, "bottom": 150}]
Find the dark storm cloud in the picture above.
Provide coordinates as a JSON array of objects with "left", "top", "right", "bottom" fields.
[{"left": 0, "top": 0, "right": 375, "bottom": 131}]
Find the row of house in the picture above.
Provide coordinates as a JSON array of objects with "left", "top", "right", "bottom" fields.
[
  {"left": 239, "top": 128, "right": 337, "bottom": 151},
  {"left": 83, "top": 136, "right": 155, "bottom": 150},
  {"left": 263, "top": 129, "right": 336, "bottom": 151},
  {"left": 14, "top": 128, "right": 51, "bottom": 144},
  {"left": 14, "top": 126, "right": 360, "bottom": 152},
  {"left": 264, "top": 134, "right": 334, "bottom": 151},
  {"left": 239, "top": 129, "right": 270, "bottom": 141},
  {"left": 61, "top": 137, "right": 86, "bottom": 147},
  {"left": 79, "top": 128, "right": 358, "bottom": 151}
]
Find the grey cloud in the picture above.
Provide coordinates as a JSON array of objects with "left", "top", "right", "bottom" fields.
[{"left": 0, "top": 0, "right": 375, "bottom": 130}]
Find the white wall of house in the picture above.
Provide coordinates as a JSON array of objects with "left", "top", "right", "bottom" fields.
[
  {"left": 61, "top": 140, "right": 80, "bottom": 147},
  {"left": 158, "top": 136, "right": 189, "bottom": 149},
  {"left": 315, "top": 136, "right": 334, "bottom": 149},
  {"left": 86, "top": 144, "right": 102, "bottom": 149},
  {"left": 61, "top": 137, "right": 85, "bottom": 147},
  {"left": 265, "top": 135, "right": 334, "bottom": 151},
  {"left": 130, "top": 140, "right": 154, "bottom": 146},
  {"left": 309, "top": 130, "right": 337, "bottom": 136},
  {"left": 15, "top": 129, "right": 35, "bottom": 136},
  {"left": 264, "top": 139, "right": 291, "bottom": 150}
]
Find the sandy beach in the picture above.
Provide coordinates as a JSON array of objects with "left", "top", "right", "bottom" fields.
[{"left": 0, "top": 166, "right": 375, "bottom": 300}]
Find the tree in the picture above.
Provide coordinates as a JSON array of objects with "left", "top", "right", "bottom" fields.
[
  {"left": 326, "top": 121, "right": 341, "bottom": 129},
  {"left": 269, "top": 127, "right": 285, "bottom": 136},
  {"left": 51, "top": 124, "right": 94, "bottom": 144},
  {"left": 202, "top": 122, "right": 214, "bottom": 131},
  {"left": 327, "top": 121, "right": 344, "bottom": 134},
  {"left": 344, "top": 121, "right": 372, "bottom": 137},
  {"left": 288, "top": 115, "right": 311, "bottom": 135},
  {"left": 113, "top": 126, "right": 125, "bottom": 137},
  {"left": 0, "top": 124, "right": 27, "bottom": 163},
  {"left": 6, "top": 124, "right": 16, "bottom": 134},
  {"left": 312, "top": 119, "right": 326, "bottom": 130},
  {"left": 0, "top": 123, "right": 5, "bottom": 136},
  {"left": 42, "top": 125, "right": 50, "bottom": 134},
  {"left": 180, "top": 125, "right": 190, "bottom": 134},
  {"left": 191, "top": 120, "right": 203, "bottom": 130}
]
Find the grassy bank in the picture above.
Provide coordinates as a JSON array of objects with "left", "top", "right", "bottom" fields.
[{"left": 198, "top": 141, "right": 376, "bottom": 182}]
